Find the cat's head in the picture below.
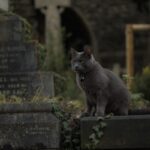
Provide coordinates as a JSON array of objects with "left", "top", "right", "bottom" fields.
[{"left": 70, "top": 46, "right": 95, "bottom": 73}]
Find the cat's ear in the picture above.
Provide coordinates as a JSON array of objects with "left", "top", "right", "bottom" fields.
[
  {"left": 83, "top": 45, "right": 92, "bottom": 58},
  {"left": 70, "top": 48, "right": 77, "bottom": 58}
]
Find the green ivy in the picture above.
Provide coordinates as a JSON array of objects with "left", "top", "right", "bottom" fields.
[
  {"left": 48, "top": 99, "right": 81, "bottom": 150},
  {"left": 85, "top": 114, "right": 113, "bottom": 149}
]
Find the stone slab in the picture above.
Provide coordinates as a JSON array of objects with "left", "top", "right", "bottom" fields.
[
  {"left": 81, "top": 115, "right": 150, "bottom": 149},
  {"left": 0, "top": 103, "right": 60, "bottom": 149}
]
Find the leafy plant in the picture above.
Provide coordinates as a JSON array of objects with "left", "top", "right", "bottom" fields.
[
  {"left": 130, "top": 92, "right": 149, "bottom": 109},
  {"left": 44, "top": 98, "right": 81, "bottom": 150},
  {"left": 132, "top": 66, "right": 150, "bottom": 101},
  {"left": 85, "top": 114, "right": 112, "bottom": 149}
]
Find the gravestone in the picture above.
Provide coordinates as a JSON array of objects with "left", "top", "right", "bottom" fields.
[
  {"left": 0, "top": 10, "right": 55, "bottom": 98},
  {"left": 0, "top": 103, "right": 60, "bottom": 149}
]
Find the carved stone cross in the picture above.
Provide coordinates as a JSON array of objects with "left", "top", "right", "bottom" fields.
[{"left": 35, "top": 0, "right": 71, "bottom": 70}]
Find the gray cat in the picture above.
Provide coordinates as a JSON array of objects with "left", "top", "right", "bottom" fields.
[{"left": 71, "top": 46, "right": 130, "bottom": 116}]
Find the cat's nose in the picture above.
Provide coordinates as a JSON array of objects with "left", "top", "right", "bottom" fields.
[
  {"left": 75, "top": 66, "right": 79, "bottom": 70},
  {"left": 75, "top": 65, "right": 79, "bottom": 71}
]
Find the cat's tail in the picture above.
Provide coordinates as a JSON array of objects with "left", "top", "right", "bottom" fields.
[{"left": 129, "top": 108, "right": 150, "bottom": 115}]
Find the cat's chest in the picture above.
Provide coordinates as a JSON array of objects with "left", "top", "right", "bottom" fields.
[{"left": 76, "top": 74, "right": 99, "bottom": 90}]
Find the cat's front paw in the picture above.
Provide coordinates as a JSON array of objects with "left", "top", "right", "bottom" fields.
[
  {"left": 95, "top": 112, "right": 105, "bottom": 117},
  {"left": 80, "top": 112, "right": 90, "bottom": 118}
]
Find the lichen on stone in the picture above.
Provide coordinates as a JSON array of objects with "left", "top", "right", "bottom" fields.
[{"left": 0, "top": 8, "right": 32, "bottom": 42}]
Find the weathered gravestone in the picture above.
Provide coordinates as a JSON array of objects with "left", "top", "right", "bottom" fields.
[
  {"left": 0, "top": 103, "right": 60, "bottom": 149},
  {"left": 0, "top": 10, "right": 55, "bottom": 98},
  {"left": 81, "top": 115, "right": 150, "bottom": 149}
]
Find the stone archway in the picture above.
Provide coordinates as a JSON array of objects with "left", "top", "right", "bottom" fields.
[
  {"left": 34, "top": 0, "right": 97, "bottom": 70},
  {"left": 60, "top": 7, "right": 96, "bottom": 52}
]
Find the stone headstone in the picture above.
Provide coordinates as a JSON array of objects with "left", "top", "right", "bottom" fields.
[
  {"left": 0, "top": 11, "right": 55, "bottom": 98},
  {"left": 0, "top": 103, "right": 60, "bottom": 149}
]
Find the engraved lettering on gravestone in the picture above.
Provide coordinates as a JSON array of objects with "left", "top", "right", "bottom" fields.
[
  {"left": 0, "top": 74, "right": 30, "bottom": 96},
  {"left": 0, "top": 43, "right": 37, "bottom": 72},
  {"left": 26, "top": 126, "right": 52, "bottom": 135}
]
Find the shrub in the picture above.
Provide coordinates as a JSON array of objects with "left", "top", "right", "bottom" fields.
[
  {"left": 130, "top": 93, "right": 149, "bottom": 109},
  {"left": 132, "top": 66, "right": 150, "bottom": 101}
]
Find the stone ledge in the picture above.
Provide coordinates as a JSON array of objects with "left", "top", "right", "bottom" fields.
[
  {"left": 0, "top": 102, "right": 52, "bottom": 113},
  {"left": 81, "top": 115, "right": 150, "bottom": 149}
]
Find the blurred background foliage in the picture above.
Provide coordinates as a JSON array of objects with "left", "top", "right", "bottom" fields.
[
  {"left": 130, "top": 66, "right": 150, "bottom": 109},
  {"left": 131, "top": 66, "right": 150, "bottom": 101}
]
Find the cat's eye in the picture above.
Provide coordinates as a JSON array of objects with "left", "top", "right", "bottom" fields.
[{"left": 79, "top": 60, "right": 83, "bottom": 63}]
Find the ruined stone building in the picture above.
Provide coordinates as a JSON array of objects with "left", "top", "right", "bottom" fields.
[{"left": 0, "top": 0, "right": 150, "bottom": 74}]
